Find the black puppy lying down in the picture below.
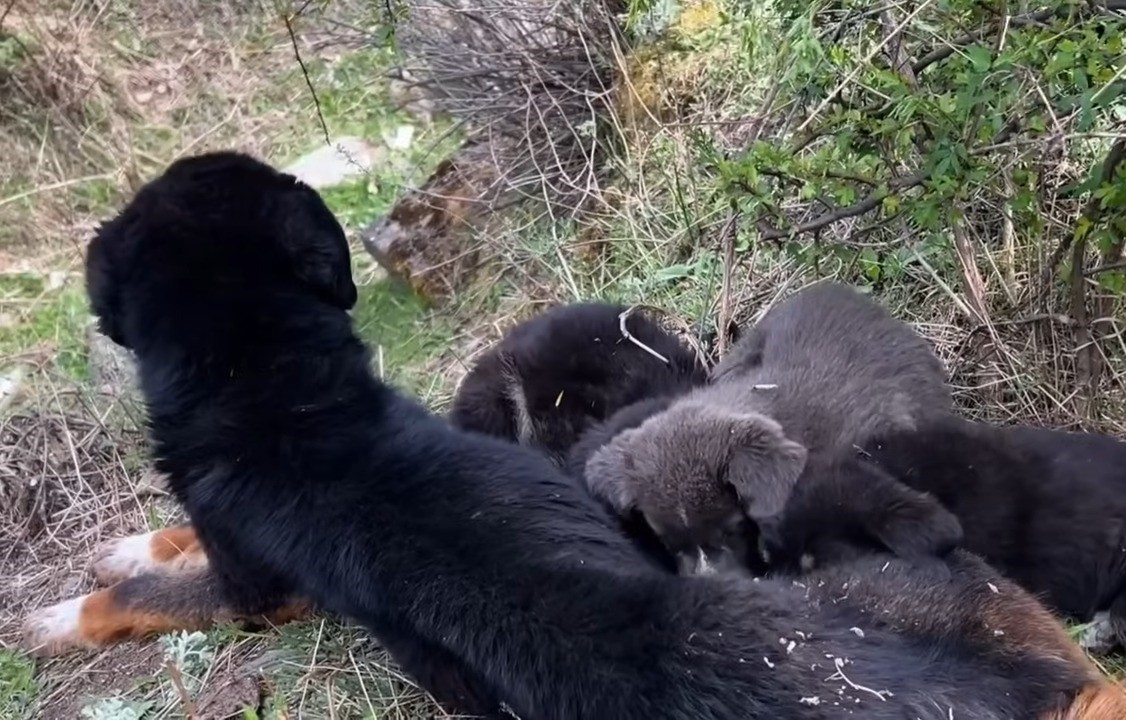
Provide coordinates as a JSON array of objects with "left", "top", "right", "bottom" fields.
[
  {"left": 449, "top": 301, "right": 706, "bottom": 465},
  {"left": 766, "top": 415, "right": 1126, "bottom": 646},
  {"left": 21, "top": 152, "right": 1125, "bottom": 720}
]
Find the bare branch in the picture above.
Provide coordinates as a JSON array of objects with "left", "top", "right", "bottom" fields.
[
  {"left": 911, "top": 8, "right": 1058, "bottom": 75},
  {"left": 758, "top": 173, "right": 927, "bottom": 242},
  {"left": 283, "top": 11, "right": 331, "bottom": 145},
  {"left": 1086, "top": 260, "right": 1126, "bottom": 277},
  {"left": 716, "top": 209, "right": 739, "bottom": 358}
]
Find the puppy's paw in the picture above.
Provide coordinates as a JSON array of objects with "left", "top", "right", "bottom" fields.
[
  {"left": 1080, "top": 612, "right": 1118, "bottom": 655},
  {"left": 22, "top": 595, "right": 88, "bottom": 657}
]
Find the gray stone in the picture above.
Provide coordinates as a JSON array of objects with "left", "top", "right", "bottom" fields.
[
  {"left": 283, "top": 137, "right": 386, "bottom": 189},
  {"left": 87, "top": 323, "right": 138, "bottom": 398}
]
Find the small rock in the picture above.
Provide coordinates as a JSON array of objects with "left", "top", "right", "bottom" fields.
[
  {"left": 46, "top": 270, "right": 68, "bottom": 291},
  {"left": 383, "top": 124, "right": 415, "bottom": 151},
  {"left": 87, "top": 323, "right": 139, "bottom": 398},
  {"left": 195, "top": 675, "right": 261, "bottom": 719},
  {"left": 0, "top": 365, "right": 27, "bottom": 414},
  {"left": 283, "top": 137, "right": 386, "bottom": 189}
]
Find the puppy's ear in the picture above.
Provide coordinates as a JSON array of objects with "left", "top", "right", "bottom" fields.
[
  {"left": 724, "top": 414, "right": 807, "bottom": 519},
  {"left": 861, "top": 478, "right": 963, "bottom": 560},
  {"left": 583, "top": 429, "right": 640, "bottom": 515},
  {"left": 85, "top": 224, "right": 129, "bottom": 348},
  {"left": 275, "top": 180, "right": 358, "bottom": 310}
]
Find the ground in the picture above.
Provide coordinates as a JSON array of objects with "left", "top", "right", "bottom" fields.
[{"left": 1, "top": 1, "right": 1124, "bottom": 718}]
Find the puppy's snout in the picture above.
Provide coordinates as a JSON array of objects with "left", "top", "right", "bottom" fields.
[
  {"left": 676, "top": 547, "right": 745, "bottom": 576},
  {"left": 676, "top": 548, "right": 711, "bottom": 576}
]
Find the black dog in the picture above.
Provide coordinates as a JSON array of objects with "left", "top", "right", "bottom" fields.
[
  {"left": 449, "top": 302, "right": 706, "bottom": 465},
  {"left": 39, "top": 151, "right": 1123, "bottom": 720},
  {"left": 765, "top": 415, "right": 1126, "bottom": 646}
]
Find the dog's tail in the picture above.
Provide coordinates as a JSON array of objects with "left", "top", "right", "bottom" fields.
[{"left": 1044, "top": 680, "right": 1126, "bottom": 720}]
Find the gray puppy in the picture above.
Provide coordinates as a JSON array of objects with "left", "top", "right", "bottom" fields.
[{"left": 585, "top": 281, "right": 952, "bottom": 574}]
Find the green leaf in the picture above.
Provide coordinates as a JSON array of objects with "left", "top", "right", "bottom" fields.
[
  {"left": 1098, "top": 270, "right": 1126, "bottom": 295},
  {"left": 967, "top": 44, "right": 993, "bottom": 73},
  {"left": 653, "top": 264, "right": 695, "bottom": 282}
]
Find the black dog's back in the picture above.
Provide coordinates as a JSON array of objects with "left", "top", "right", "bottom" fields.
[{"left": 449, "top": 303, "right": 706, "bottom": 464}]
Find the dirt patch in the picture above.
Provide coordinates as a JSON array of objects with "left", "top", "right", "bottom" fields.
[{"left": 35, "top": 643, "right": 163, "bottom": 720}]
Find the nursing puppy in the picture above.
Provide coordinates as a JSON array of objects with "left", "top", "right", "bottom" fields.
[
  {"left": 23, "top": 151, "right": 1125, "bottom": 720},
  {"left": 586, "top": 282, "right": 956, "bottom": 571},
  {"left": 449, "top": 301, "right": 706, "bottom": 465},
  {"left": 769, "top": 415, "right": 1126, "bottom": 648}
]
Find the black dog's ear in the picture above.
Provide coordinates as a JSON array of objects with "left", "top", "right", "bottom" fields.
[
  {"left": 275, "top": 181, "right": 358, "bottom": 310},
  {"left": 85, "top": 224, "right": 129, "bottom": 348},
  {"left": 861, "top": 479, "right": 963, "bottom": 561}
]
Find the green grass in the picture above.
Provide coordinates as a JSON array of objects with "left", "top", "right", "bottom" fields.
[
  {"left": 0, "top": 648, "right": 37, "bottom": 720},
  {"left": 0, "top": 274, "right": 90, "bottom": 381}
]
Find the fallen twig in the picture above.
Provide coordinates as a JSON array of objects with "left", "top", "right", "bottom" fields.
[
  {"left": 716, "top": 209, "right": 740, "bottom": 359},
  {"left": 619, "top": 307, "right": 671, "bottom": 364},
  {"left": 165, "top": 659, "right": 199, "bottom": 720}
]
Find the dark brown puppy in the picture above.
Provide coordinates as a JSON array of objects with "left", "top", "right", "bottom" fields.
[
  {"left": 586, "top": 282, "right": 956, "bottom": 572},
  {"left": 449, "top": 303, "right": 706, "bottom": 466},
  {"left": 766, "top": 415, "right": 1126, "bottom": 649}
]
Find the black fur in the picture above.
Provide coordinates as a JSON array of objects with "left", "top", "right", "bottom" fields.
[
  {"left": 86, "top": 151, "right": 1099, "bottom": 720},
  {"left": 765, "top": 415, "right": 1126, "bottom": 644},
  {"left": 448, "top": 302, "right": 706, "bottom": 465},
  {"left": 761, "top": 452, "right": 964, "bottom": 573},
  {"left": 866, "top": 418, "right": 1126, "bottom": 638},
  {"left": 708, "top": 281, "right": 954, "bottom": 455}
]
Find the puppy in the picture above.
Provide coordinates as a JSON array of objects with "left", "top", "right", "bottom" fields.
[
  {"left": 769, "top": 415, "right": 1126, "bottom": 648},
  {"left": 449, "top": 302, "right": 706, "bottom": 465},
  {"left": 585, "top": 400, "right": 804, "bottom": 574},
  {"left": 25, "top": 151, "right": 1124, "bottom": 720},
  {"left": 587, "top": 282, "right": 954, "bottom": 572}
]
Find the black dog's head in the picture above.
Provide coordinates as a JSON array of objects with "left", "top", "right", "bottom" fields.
[
  {"left": 760, "top": 454, "right": 964, "bottom": 574},
  {"left": 86, "top": 151, "right": 356, "bottom": 351}
]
